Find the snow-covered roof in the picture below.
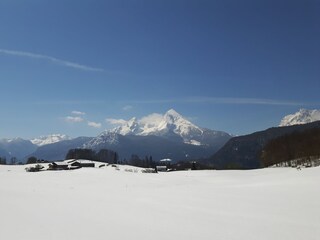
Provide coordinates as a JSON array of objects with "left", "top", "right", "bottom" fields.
[
  {"left": 52, "top": 161, "right": 68, "bottom": 166},
  {"left": 160, "top": 158, "right": 172, "bottom": 162}
]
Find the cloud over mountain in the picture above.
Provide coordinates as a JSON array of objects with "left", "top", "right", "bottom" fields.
[
  {"left": 88, "top": 121, "right": 102, "bottom": 128},
  {"left": 280, "top": 109, "right": 320, "bottom": 127}
]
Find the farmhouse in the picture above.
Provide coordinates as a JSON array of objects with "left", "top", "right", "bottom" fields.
[
  {"left": 48, "top": 162, "right": 69, "bottom": 170},
  {"left": 48, "top": 160, "right": 95, "bottom": 171},
  {"left": 156, "top": 158, "right": 172, "bottom": 172},
  {"left": 68, "top": 159, "right": 95, "bottom": 168},
  {"left": 156, "top": 165, "right": 167, "bottom": 172}
]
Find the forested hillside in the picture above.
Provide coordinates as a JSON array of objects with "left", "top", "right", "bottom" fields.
[{"left": 261, "top": 128, "right": 320, "bottom": 167}]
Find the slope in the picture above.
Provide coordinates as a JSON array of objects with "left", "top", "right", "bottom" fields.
[
  {"left": 0, "top": 164, "right": 319, "bottom": 240},
  {"left": 208, "top": 121, "right": 320, "bottom": 169},
  {"left": 0, "top": 138, "right": 37, "bottom": 160},
  {"left": 28, "top": 137, "right": 93, "bottom": 161}
]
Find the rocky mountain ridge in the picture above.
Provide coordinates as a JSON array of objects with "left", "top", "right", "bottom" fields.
[{"left": 280, "top": 109, "right": 320, "bottom": 127}]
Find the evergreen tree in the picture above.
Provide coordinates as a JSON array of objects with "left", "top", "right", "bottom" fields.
[
  {"left": 27, "top": 156, "right": 37, "bottom": 164},
  {"left": 10, "top": 157, "right": 17, "bottom": 165},
  {"left": 0, "top": 157, "right": 7, "bottom": 165},
  {"left": 261, "top": 128, "right": 320, "bottom": 167}
]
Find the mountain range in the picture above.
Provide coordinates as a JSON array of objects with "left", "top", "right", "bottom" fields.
[
  {"left": 106, "top": 109, "right": 218, "bottom": 146},
  {"left": 0, "top": 109, "right": 231, "bottom": 162},
  {"left": 207, "top": 120, "right": 320, "bottom": 169},
  {"left": 205, "top": 109, "right": 320, "bottom": 169},
  {"left": 0, "top": 138, "right": 37, "bottom": 160},
  {"left": 82, "top": 109, "right": 232, "bottom": 161},
  {"left": 30, "top": 134, "right": 71, "bottom": 146},
  {"left": 1, "top": 108, "right": 320, "bottom": 165}
]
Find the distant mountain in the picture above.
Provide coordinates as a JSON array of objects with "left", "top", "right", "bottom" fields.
[
  {"left": 28, "top": 137, "right": 93, "bottom": 161},
  {"left": 207, "top": 121, "right": 320, "bottom": 169},
  {"left": 280, "top": 109, "right": 320, "bottom": 126},
  {"left": 106, "top": 109, "right": 230, "bottom": 146},
  {"left": 83, "top": 132, "right": 218, "bottom": 161},
  {"left": 0, "top": 148, "right": 10, "bottom": 160},
  {"left": 112, "top": 109, "right": 206, "bottom": 144},
  {"left": 0, "top": 138, "right": 37, "bottom": 160},
  {"left": 1, "top": 110, "right": 231, "bottom": 162},
  {"left": 0, "top": 134, "right": 73, "bottom": 162},
  {"left": 84, "top": 109, "right": 231, "bottom": 161},
  {"left": 31, "top": 134, "right": 72, "bottom": 146}
]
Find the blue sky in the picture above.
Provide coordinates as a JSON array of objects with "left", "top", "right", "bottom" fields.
[{"left": 0, "top": 0, "right": 319, "bottom": 139}]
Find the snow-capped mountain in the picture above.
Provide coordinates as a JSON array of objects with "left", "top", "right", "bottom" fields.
[
  {"left": 31, "top": 134, "right": 72, "bottom": 146},
  {"left": 1, "top": 110, "right": 231, "bottom": 162},
  {"left": 280, "top": 109, "right": 320, "bottom": 127},
  {"left": 29, "top": 137, "right": 93, "bottom": 161},
  {"left": 83, "top": 109, "right": 231, "bottom": 161},
  {"left": 0, "top": 135, "right": 72, "bottom": 162},
  {"left": 83, "top": 131, "right": 120, "bottom": 149},
  {"left": 0, "top": 138, "right": 37, "bottom": 160},
  {"left": 106, "top": 109, "right": 228, "bottom": 146}
]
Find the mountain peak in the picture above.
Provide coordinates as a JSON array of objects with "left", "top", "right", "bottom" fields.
[
  {"left": 164, "top": 109, "right": 184, "bottom": 123},
  {"left": 113, "top": 117, "right": 140, "bottom": 135},
  {"left": 104, "top": 109, "right": 220, "bottom": 145},
  {"left": 280, "top": 109, "right": 320, "bottom": 127},
  {"left": 31, "top": 134, "right": 72, "bottom": 146},
  {"left": 127, "top": 117, "right": 138, "bottom": 127},
  {"left": 165, "top": 109, "right": 181, "bottom": 117},
  {"left": 85, "top": 109, "right": 231, "bottom": 156}
]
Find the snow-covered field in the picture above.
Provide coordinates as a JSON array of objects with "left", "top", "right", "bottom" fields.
[{"left": 1, "top": 163, "right": 319, "bottom": 240}]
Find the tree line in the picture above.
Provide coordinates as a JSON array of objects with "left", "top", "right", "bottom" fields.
[
  {"left": 0, "top": 157, "right": 19, "bottom": 165},
  {"left": 0, "top": 157, "right": 6, "bottom": 165},
  {"left": 126, "top": 154, "right": 156, "bottom": 168},
  {"left": 65, "top": 148, "right": 119, "bottom": 164}
]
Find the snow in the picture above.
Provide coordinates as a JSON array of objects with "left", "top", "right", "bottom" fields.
[
  {"left": 0, "top": 137, "right": 25, "bottom": 144},
  {"left": 31, "top": 134, "right": 72, "bottom": 146},
  {"left": 185, "top": 139, "right": 202, "bottom": 146},
  {"left": 280, "top": 109, "right": 320, "bottom": 126},
  {"left": 159, "top": 158, "right": 172, "bottom": 162},
  {"left": 101, "top": 109, "right": 213, "bottom": 146},
  {"left": 1, "top": 163, "right": 319, "bottom": 240},
  {"left": 109, "top": 109, "right": 203, "bottom": 137},
  {"left": 83, "top": 131, "right": 119, "bottom": 148}
]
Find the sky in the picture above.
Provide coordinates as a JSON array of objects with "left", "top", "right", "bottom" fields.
[{"left": 0, "top": 0, "right": 319, "bottom": 139}]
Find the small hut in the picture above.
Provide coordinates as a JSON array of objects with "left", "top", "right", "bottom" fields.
[{"left": 156, "top": 158, "right": 172, "bottom": 172}]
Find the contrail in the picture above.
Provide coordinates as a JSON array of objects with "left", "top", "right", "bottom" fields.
[
  {"left": 0, "top": 48, "right": 104, "bottom": 72},
  {"left": 129, "top": 97, "right": 307, "bottom": 106}
]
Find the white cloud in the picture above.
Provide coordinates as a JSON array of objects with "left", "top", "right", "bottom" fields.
[
  {"left": 139, "top": 113, "right": 163, "bottom": 128},
  {"left": 105, "top": 113, "right": 164, "bottom": 129},
  {"left": 0, "top": 49, "right": 104, "bottom": 72},
  {"left": 88, "top": 121, "right": 102, "bottom": 128},
  {"left": 72, "top": 111, "right": 86, "bottom": 115},
  {"left": 106, "top": 118, "right": 127, "bottom": 125},
  {"left": 64, "top": 116, "right": 84, "bottom": 123},
  {"left": 122, "top": 105, "right": 133, "bottom": 111}
]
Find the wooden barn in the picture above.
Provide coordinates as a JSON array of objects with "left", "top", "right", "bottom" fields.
[
  {"left": 68, "top": 159, "right": 95, "bottom": 168},
  {"left": 48, "top": 162, "right": 69, "bottom": 170},
  {"left": 48, "top": 160, "right": 95, "bottom": 170}
]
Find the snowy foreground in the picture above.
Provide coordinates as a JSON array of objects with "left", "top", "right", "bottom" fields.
[{"left": 1, "top": 163, "right": 319, "bottom": 240}]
